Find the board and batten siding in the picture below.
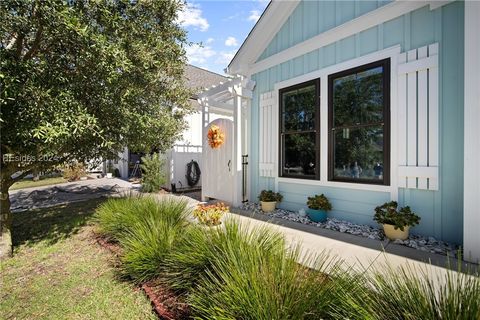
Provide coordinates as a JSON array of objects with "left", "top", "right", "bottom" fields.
[{"left": 250, "top": 1, "right": 464, "bottom": 244}]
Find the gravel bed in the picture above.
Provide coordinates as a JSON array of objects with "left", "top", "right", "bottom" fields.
[{"left": 239, "top": 202, "right": 459, "bottom": 258}]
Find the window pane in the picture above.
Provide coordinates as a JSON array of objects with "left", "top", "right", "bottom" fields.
[
  {"left": 282, "top": 84, "right": 316, "bottom": 132},
  {"left": 283, "top": 132, "right": 316, "bottom": 177},
  {"left": 333, "top": 66, "right": 384, "bottom": 127},
  {"left": 332, "top": 126, "right": 384, "bottom": 181}
]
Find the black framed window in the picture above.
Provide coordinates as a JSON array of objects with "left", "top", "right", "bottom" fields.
[
  {"left": 328, "top": 59, "right": 390, "bottom": 185},
  {"left": 279, "top": 79, "right": 320, "bottom": 179}
]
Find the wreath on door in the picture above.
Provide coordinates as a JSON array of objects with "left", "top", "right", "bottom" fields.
[{"left": 207, "top": 124, "right": 224, "bottom": 149}]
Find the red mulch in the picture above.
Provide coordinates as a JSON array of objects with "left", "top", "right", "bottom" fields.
[
  {"left": 95, "top": 234, "right": 190, "bottom": 319},
  {"left": 142, "top": 280, "right": 190, "bottom": 320}
]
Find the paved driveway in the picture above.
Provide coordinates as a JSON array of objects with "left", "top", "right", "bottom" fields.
[{"left": 10, "top": 178, "right": 139, "bottom": 212}]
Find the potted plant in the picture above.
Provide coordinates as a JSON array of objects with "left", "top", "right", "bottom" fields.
[
  {"left": 373, "top": 201, "right": 420, "bottom": 240},
  {"left": 306, "top": 194, "right": 332, "bottom": 222},
  {"left": 258, "top": 190, "right": 283, "bottom": 212}
]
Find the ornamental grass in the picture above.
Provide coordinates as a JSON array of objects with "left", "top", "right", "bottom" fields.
[{"left": 95, "top": 197, "right": 480, "bottom": 319}]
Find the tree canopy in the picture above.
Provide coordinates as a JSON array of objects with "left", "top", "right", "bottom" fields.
[
  {"left": 0, "top": 0, "right": 193, "bottom": 257},
  {"left": 1, "top": 0, "right": 193, "bottom": 178}
]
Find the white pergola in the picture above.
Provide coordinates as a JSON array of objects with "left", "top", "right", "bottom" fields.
[{"left": 198, "top": 75, "right": 255, "bottom": 206}]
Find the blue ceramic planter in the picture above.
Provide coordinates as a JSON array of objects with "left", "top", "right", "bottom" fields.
[{"left": 306, "top": 208, "right": 328, "bottom": 222}]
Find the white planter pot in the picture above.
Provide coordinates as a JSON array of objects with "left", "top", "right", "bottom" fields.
[
  {"left": 383, "top": 224, "right": 410, "bottom": 240},
  {"left": 260, "top": 201, "right": 276, "bottom": 212},
  {"left": 106, "top": 173, "right": 113, "bottom": 179}
]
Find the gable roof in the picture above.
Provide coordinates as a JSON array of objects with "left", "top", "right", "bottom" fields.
[
  {"left": 184, "top": 65, "right": 227, "bottom": 98},
  {"left": 227, "top": 0, "right": 300, "bottom": 75}
]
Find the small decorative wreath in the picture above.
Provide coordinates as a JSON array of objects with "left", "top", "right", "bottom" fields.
[{"left": 207, "top": 124, "right": 225, "bottom": 149}]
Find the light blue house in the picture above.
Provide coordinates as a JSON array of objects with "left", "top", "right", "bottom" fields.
[{"left": 199, "top": 0, "right": 480, "bottom": 263}]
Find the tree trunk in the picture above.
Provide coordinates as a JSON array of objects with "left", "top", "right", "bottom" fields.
[{"left": 0, "top": 175, "right": 13, "bottom": 260}]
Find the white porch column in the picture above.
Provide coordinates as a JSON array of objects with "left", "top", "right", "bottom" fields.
[
  {"left": 463, "top": 1, "right": 480, "bottom": 263},
  {"left": 199, "top": 98, "right": 210, "bottom": 202},
  {"left": 232, "top": 91, "right": 243, "bottom": 206}
]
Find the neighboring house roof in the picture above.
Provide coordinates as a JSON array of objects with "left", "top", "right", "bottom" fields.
[
  {"left": 227, "top": 0, "right": 299, "bottom": 75},
  {"left": 184, "top": 64, "right": 227, "bottom": 99}
]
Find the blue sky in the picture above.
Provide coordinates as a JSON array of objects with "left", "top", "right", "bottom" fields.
[{"left": 178, "top": 0, "right": 269, "bottom": 75}]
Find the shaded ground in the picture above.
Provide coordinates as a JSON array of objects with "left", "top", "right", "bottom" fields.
[{"left": 0, "top": 199, "right": 156, "bottom": 320}]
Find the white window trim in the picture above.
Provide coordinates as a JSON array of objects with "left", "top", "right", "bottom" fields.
[{"left": 273, "top": 45, "right": 401, "bottom": 198}]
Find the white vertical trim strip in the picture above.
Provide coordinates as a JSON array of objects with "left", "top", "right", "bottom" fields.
[
  {"left": 390, "top": 51, "right": 399, "bottom": 201},
  {"left": 463, "top": 0, "right": 480, "bottom": 264},
  {"left": 320, "top": 78, "right": 328, "bottom": 182},
  {"left": 398, "top": 52, "right": 407, "bottom": 188},
  {"left": 428, "top": 44, "right": 439, "bottom": 190},
  {"left": 417, "top": 46, "right": 429, "bottom": 189},
  {"left": 406, "top": 49, "right": 417, "bottom": 189}
]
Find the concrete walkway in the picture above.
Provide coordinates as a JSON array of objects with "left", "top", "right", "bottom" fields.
[{"left": 223, "top": 208, "right": 477, "bottom": 284}]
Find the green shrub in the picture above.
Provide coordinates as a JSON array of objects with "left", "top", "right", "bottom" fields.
[
  {"left": 94, "top": 196, "right": 155, "bottom": 241},
  {"left": 118, "top": 216, "right": 184, "bottom": 282},
  {"left": 333, "top": 263, "right": 480, "bottom": 320},
  {"left": 140, "top": 153, "right": 166, "bottom": 193},
  {"left": 186, "top": 220, "right": 345, "bottom": 320},
  {"left": 62, "top": 162, "right": 87, "bottom": 181},
  {"left": 95, "top": 196, "right": 480, "bottom": 320},
  {"left": 163, "top": 220, "right": 286, "bottom": 293},
  {"left": 95, "top": 196, "right": 191, "bottom": 282},
  {"left": 94, "top": 196, "right": 190, "bottom": 241}
]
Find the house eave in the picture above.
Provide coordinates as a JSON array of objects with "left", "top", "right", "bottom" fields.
[{"left": 227, "top": 0, "right": 300, "bottom": 76}]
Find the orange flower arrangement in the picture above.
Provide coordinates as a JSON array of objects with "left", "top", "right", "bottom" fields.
[
  {"left": 193, "top": 202, "right": 229, "bottom": 226},
  {"left": 207, "top": 124, "right": 224, "bottom": 149}
]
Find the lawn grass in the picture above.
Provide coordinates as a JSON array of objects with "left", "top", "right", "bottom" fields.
[
  {"left": 11, "top": 176, "right": 68, "bottom": 190},
  {"left": 0, "top": 199, "right": 156, "bottom": 320}
]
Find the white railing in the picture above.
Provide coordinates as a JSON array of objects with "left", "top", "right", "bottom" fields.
[{"left": 172, "top": 144, "right": 202, "bottom": 153}]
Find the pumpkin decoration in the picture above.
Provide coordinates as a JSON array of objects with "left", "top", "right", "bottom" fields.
[{"left": 207, "top": 125, "right": 225, "bottom": 149}]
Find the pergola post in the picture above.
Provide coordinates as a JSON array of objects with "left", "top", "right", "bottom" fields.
[{"left": 232, "top": 90, "right": 243, "bottom": 206}]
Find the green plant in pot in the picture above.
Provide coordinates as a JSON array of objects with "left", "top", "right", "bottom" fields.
[
  {"left": 373, "top": 201, "right": 420, "bottom": 240},
  {"left": 306, "top": 194, "right": 332, "bottom": 222},
  {"left": 258, "top": 190, "right": 283, "bottom": 212}
]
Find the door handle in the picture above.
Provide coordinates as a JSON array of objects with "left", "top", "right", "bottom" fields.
[{"left": 228, "top": 160, "right": 231, "bottom": 172}]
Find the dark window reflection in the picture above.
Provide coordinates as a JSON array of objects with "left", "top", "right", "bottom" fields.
[
  {"left": 282, "top": 85, "right": 316, "bottom": 132},
  {"left": 333, "top": 126, "right": 384, "bottom": 180},
  {"left": 329, "top": 60, "right": 389, "bottom": 184},
  {"left": 283, "top": 133, "right": 316, "bottom": 176},
  {"left": 280, "top": 81, "right": 319, "bottom": 179}
]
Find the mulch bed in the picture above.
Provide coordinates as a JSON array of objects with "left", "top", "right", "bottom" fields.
[{"left": 95, "top": 234, "right": 190, "bottom": 319}]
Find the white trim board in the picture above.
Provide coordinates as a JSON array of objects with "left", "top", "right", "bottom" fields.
[
  {"left": 244, "top": 1, "right": 451, "bottom": 76},
  {"left": 277, "top": 177, "right": 391, "bottom": 193},
  {"left": 463, "top": 1, "right": 480, "bottom": 263}
]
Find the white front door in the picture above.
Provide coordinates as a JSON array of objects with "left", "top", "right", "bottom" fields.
[{"left": 202, "top": 118, "right": 234, "bottom": 204}]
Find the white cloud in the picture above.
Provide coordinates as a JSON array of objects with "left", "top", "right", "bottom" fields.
[
  {"left": 178, "top": 3, "right": 209, "bottom": 32},
  {"left": 215, "top": 50, "right": 236, "bottom": 65},
  {"left": 224, "top": 36, "right": 238, "bottom": 47},
  {"left": 206, "top": 37, "right": 214, "bottom": 44},
  {"left": 248, "top": 10, "right": 261, "bottom": 22},
  {"left": 186, "top": 44, "right": 216, "bottom": 64}
]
